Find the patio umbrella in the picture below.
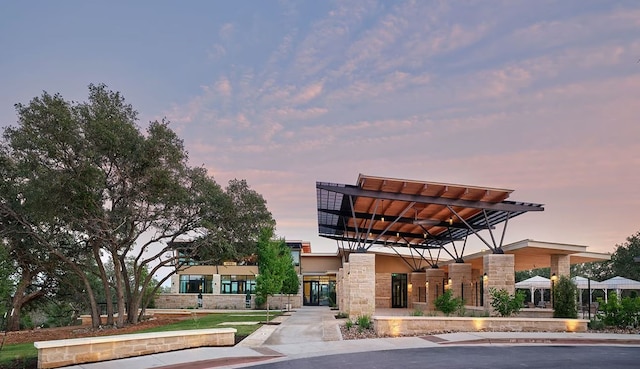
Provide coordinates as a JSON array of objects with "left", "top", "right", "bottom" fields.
[
  {"left": 571, "top": 276, "right": 607, "bottom": 305},
  {"left": 601, "top": 276, "right": 640, "bottom": 299},
  {"left": 515, "top": 276, "right": 551, "bottom": 304}
]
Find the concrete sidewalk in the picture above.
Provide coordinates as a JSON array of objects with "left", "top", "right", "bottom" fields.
[{"left": 65, "top": 307, "right": 640, "bottom": 369}]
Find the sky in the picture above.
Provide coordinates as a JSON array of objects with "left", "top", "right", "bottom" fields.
[{"left": 1, "top": 0, "right": 639, "bottom": 261}]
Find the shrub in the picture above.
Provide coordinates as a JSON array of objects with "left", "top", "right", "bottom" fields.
[
  {"left": 434, "top": 290, "right": 463, "bottom": 316},
  {"left": 410, "top": 309, "right": 424, "bottom": 316},
  {"left": 356, "top": 314, "right": 372, "bottom": 332},
  {"left": 553, "top": 275, "right": 578, "bottom": 318},
  {"left": 598, "top": 293, "right": 640, "bottom": 328},
  {"left": 588, "top": 319, "right": 606, "bottom": 330},
  {"left": 489, "top": 288, "right": 525, "bottom": 317},
  {"left": 345, "top": 318, "right": 354, "bottom": 330}
]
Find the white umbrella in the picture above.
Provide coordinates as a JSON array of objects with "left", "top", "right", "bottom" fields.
[
  {"left": 601, "top": 276, "right": 640, "bottom": 298},
  {"left": 515, "top": 276, "right": 551, "bottom": 304},
  {"left": 571, "top": 276, "right": 607, "bottom": 305}
]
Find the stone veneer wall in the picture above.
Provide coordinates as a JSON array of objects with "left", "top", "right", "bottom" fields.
[
  {"left": 346, "top": 253, "right": 375, "bottom": 318},
  {"left": 35, "top": 328, "right": 236, "bottom": 369},
  {"left": 410, "top": 272, "right": 426, "bottom": 308},
  {"left": 374, "top": 316, "right": 587, "bottom": 337},
  {"left": 483, "top": 254, "right": 515, "bottom": 313},
  {"left": 155, "top": 293, "right": 301, "bottom": 310},
  {"left": 375, "top": 273, "right": 392, "bottom": 308}
]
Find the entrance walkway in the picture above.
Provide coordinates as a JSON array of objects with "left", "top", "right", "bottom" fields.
[{"left": 262, "top": 306, "right": 341, "bottom": 345}]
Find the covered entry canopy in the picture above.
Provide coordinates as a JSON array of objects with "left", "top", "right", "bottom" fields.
[{"left": 317, "top": 174, "right": 544, "bottom": 262}]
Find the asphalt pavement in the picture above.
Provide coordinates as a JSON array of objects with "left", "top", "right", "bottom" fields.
[{"left": 65, "top": 306, "right": 640, "bottom": 369}]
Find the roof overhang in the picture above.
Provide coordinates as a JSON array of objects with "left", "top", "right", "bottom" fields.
[
  {"left": 317, "top": 174, "right": 544, "bottom": 254},
  {"left": 442, "top": 239, "right": 611, "bottom": 272}
]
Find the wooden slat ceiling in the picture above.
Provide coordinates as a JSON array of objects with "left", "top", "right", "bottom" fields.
[{"left": 317, "top": 174, "right": 543, "bottom": 249}]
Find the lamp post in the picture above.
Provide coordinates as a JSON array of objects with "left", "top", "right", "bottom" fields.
[{"left": 551, "top": 273, "right": 557, "bottom": 309}]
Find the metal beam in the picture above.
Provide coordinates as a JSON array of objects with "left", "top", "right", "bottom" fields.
[
  {"left": 317, "top": 184, "right": 544, "bottom": 213},
  {"left": 319, "top": 223, "right": 460, "bottom": 242},
  {"left": 322, "top": 235, "right": 442, "bottom": 249},
  {"left": 318, "top": 209, "right": 493, "bottom": 230}
]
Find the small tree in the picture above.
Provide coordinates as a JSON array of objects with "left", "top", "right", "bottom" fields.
[
  {"left": 553, "top": 275, "right": 578, "bottom": 318},
  {"left": 489, "top": 288, "right": 525, "bottom": 317},
  {"left": 281, "top": 263, "right": 299, "bottom": 311},
  {"left": 434, "top": 289, "right": 463, "bottom": 316},
  {"left": 254, "top": 228, "right": 285, "bottom": 320}
]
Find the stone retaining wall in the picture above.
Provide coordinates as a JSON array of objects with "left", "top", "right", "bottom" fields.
[
  {"left": 374, "top": 316, "right": 587, "bottom": 337},
  {"left": 34, "top": 328, "right": 236, "bottom": 369},
  {"left": 155, "top": 293, "right": 302, "bottom": 310}
]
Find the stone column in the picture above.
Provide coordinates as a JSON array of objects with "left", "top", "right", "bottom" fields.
[
  {"left": 170, "top": 274, "right": 179, "bottom": 293},
  {"left": 337, "top": 267, "right": 343, "bottom": 310},
  {"left": 448, "top": 263, "right": 472, "bottom": 305},
  {"left": 346, "top": 253, "right": 375, "bottom": 318},
  {"left": 425, "top": 268, "right": 445, "bottom": 311},
  {"left": 483, "top": 254, "right": 515, "bottom": 314},
  {"left": 342, "top": 263, "right": 350, "bottom": 314},
  {"left": 212, "top": 274, "right": 221, "bottom": 295},
  {"left": 410, "top": 272, "right": 426, "bottom": 308},
  {"left": 550, "top": 254, "right": 570, "bottom": 278},
  {"left": 550, "top": 254, "right": 570, "bottom": 307}
]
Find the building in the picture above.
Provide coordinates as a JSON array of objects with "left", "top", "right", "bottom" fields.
[{"left": 157, "top": 174, "right": 610, "bottom": 316}]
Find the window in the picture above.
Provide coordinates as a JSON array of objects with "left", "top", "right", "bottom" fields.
[
  {"left": 291, "top": 250, "right": 300, "bottom": 266},
  {"left": 179, "top": 275, "right": 213, "bottom": 293},
  {"left": 221, "top": 275, "right": 256, "bottom": 294}
]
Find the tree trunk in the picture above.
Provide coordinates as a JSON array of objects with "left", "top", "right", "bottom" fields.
[
  {"left": 50, "top": 249, "right": 101, "bottom": 328},
  {"left": 6, "top": 268, "right": 43, "bottom": 331},
  {"left": 111, "top": 251, "right": 126, "bottom": 327},
  {"left": 93, "top": 245, "right": 114, "bottom": 326}
]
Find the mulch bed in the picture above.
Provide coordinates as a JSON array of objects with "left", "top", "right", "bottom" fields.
[{"left": 1, "top": 316, "right": 186, "bottom": 345}]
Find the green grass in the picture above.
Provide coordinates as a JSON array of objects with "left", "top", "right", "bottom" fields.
[
  {"left": 0, "top": 342, "right": 37, "bottom": 368},
  {"left": 138, "top": 312, "right": 281, "bottom": 337},
  {"left": 0, "top": 312, "right": 281, "bottom": 368}
]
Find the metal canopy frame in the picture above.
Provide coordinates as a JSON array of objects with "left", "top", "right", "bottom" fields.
[{"left": 317, "top": 174, "right": 544, "bottom": 266}]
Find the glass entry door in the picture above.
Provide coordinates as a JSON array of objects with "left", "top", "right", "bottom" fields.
[
  {"left": 304, "top": 280, "right": 320, "bottom": 306},
  {"left": 391, "top": 273, "right": 408, "bottom": 308}
]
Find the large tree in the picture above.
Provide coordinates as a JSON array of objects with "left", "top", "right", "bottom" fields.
[
  {"left": 610, "top": 232, "right": 640, "bottom": 281},
  {"left": 0, "top": 84, "right": 266, "bottom": 328}
]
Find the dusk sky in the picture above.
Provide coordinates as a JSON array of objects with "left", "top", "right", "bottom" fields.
[{"left": 1, "top": 1, "right": 639, "bottom": 259}]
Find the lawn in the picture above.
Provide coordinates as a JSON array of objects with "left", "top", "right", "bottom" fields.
[{"left": 0, "top": 312, "right": 281, "bottom": 369}]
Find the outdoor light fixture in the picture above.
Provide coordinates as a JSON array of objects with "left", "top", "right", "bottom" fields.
[
  {"left": 381, "top": 216, "right": 385, "bottom": 222},
  {"left": 448, "top": 278, "right": 452, "bottom": 285},
  {"left": 448, "top": 216, "right": 454, "bottom": 225},
  {"left": 483, "top": 273, "right": 488, "bottom": 281},
  {"left": 551, "top": 273, "right": 557, "bottom": 281}
]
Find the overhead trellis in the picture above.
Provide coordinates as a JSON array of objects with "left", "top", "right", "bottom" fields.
[{"left": 317, "top": 174, "right": 544, "bottom": 266}]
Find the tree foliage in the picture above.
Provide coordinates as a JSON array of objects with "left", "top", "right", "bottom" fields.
[
  {"left": 0, "top": 84, "right": 273, "bottom": 330},
  {"left": 598, "top": 292, "right": 640, "bottom": 328},
  {"left": 254, "top": 228, "right": 298, "bottom": 308},
  {"left": 553, "top": 275, "right": 578, "bottom": 318},
  {"left": 489, "top": 288, "right": 525, "bottom": 317},
  {"left": 610, "top": 232, "right": 640, "bottom": 281}
]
